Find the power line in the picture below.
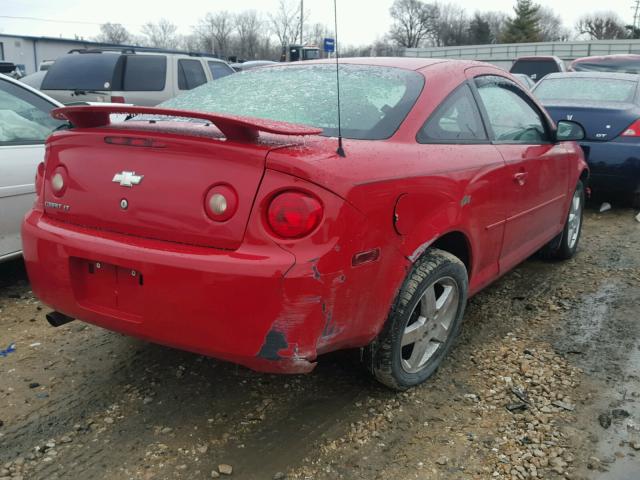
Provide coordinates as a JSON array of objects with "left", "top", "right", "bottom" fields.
[{"left": 0, "top": 15, "right": 105, "bottom": 26}]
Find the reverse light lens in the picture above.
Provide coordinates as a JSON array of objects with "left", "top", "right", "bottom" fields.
[
  {"left": 204, "top": 184, "right": 237, "bottom": 222},
  {"left": 267, "top": 191, "right": 323, "bottom": 239},
  {"left": 50, "top": 168, "right": 67, "bottom": 197},
  {"left": 621, "top": 119, "right": 640, "bottom": 137}
]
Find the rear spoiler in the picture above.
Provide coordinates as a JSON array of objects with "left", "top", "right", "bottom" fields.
[{"left": 51, "top": 105, "right": 322, "bottom": 141}]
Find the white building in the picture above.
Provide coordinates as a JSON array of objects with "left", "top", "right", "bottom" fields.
[{"left": 0, "top": 34, "right": 140, "bottom": 75}]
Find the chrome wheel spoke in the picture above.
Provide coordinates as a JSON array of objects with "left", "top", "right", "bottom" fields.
[
  {"left": 400, "top": 277, "right": 460, "bottom": 374},
  {"left": 401, "top": 316, "right": 427, "bottom": 347},
  {"left": 420, "top": 284, "right": 437, "bottom": 320},
  {"left": 403, "top": 335, "right": 439, "bottom": 371}
]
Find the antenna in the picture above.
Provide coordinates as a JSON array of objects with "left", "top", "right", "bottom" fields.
[{"left": 333, "top": 0, "right": 346, "bottom": 157}]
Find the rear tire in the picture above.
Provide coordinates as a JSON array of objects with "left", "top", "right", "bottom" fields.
[
  {"left": 539, "top": 180, "right": 585, "bottom": 260},
  {"left": 363, "top": 249, "right": 468, "bottom": 391}
]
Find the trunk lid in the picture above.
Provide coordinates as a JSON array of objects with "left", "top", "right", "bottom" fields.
[
  {"left": 542, "top": 101, "right": 640, "bottom": 142},
  {"left": 43, "top": 106, "right": 321, "bottom": 249}
]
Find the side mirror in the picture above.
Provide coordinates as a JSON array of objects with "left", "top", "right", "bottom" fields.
[{"left": 555, "top": 120, "right": 585, "bottom": 142}]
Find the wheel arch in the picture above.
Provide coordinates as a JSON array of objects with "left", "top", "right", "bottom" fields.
[{"left": 429, "top": 231, "right": 472, "bottom": 277}]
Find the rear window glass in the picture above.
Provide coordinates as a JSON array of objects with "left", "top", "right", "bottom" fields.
[
  {"left": 161, "top": 64, "right": 424, "bottom": 140},
  {"left": 572, "top": 58, "right": 640, "bottom": 74},
  {"left": 123, "top": 55, "right": 166, "bottom": 91},
  {"left": 178, "top": 60, "right": 207, "bottom": 90},
  {"left": 42, "top": 53, "right": 119, "bottom": 90},
  {"left": 510, "top": 60, "right": 562, "bottom": 81},
  {"left": 535, "top": 78, "right": 637, "bottom": 103},
  {"left": 208, "top": 61, "right": 233, "bottom": 79}
]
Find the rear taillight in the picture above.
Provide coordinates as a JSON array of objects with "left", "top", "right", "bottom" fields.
[
  {"left": 110, "top": 96, "right": 126, "bottom": 103},
  {"left": 35, "top": 162, "right": 45, "bottom": 193},
  {"left": 34, "top": 162, "right": 45, "bottom": 208},
  {"left": 50, "top": 166, "right": 68, "bottom": 197},
  {"left": 266, "top": 191, "right": 323, "bottom": 239},
  {"left": 621, "top": 119, "right": 640, "bottom": 137}
]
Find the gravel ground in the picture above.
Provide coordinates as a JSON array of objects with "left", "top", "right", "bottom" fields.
[{"left": 0, "top": 207, "right": 638, "bottom": 480}]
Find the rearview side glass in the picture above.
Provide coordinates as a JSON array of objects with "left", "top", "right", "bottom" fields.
[
  {"left": 208, "top": 61, "right": 234, "bottom": 80},
  {"left": 123, "top": 55, "right": 167, "bottom": 91},
  {"left": 475, "top": 76, "right": 549, "bottom": 144},
  {"left": 0, "top": 79, "right": 64, "bottom": 145},
  {"left": 178, "top": 59, "right": 207, "bottom": 90},
  {"left": 418, "top": 84, "right": 487, "bottom": 143}
]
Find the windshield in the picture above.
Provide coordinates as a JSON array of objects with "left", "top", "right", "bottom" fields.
[
  {"left": 42, "top": 53, "right": 120, "bottom": 91},
  {"left": 535, "top": 77, "right": 637, "bottom": 103},
  {"left": 160, "top": 64, "right": 424, "bottom": 140}
]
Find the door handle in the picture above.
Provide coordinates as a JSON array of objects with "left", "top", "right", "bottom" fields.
[{"left": 514, "top": 171, "right": 528, "bottom": 186}]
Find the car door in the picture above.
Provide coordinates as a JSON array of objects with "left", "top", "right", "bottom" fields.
[
  {"left": 0, "top": 77, "right": 63, "bottom": 259},
  {"left": 473, "top": 75, "right": 569, "bottom": 272},
  {"left": 411, "top": 83, "right": 509, "bottom": 291}
]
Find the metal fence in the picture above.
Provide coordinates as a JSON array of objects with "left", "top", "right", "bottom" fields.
[{"left": 404, "top": 40, "right": 640, "bottom": 69}]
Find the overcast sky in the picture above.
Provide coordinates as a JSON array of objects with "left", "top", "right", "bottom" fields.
[{"left": 1, "top": 0, "right": 637, "bottom": 46}]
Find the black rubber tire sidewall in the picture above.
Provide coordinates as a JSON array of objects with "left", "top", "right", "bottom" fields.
[
  {"left": 556, "top": 180, "right": 585, "bottom": 260},
  {"left": 370, "top": 249, "right": 468, "bottom": 391}
]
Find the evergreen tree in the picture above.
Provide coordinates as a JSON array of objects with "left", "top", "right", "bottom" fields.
[
  {"left": 468, "top": 13, "right": 492, "bottom": 44},
  {"left": 500, "top": 0, "right": 542, "bottom": 43}
]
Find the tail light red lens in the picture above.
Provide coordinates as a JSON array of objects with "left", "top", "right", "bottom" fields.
[
  {"left": 267, "top": 191, "right": 323, "bottom": 239},
  {"left": 110, "top": 96, "right": 126, "bottom": 103},
  {"left": 35, "top": 162, "right": 45, "bottom": 193},
  {"left": 621, "top": 119, "right": 640, "bottom": 137}
]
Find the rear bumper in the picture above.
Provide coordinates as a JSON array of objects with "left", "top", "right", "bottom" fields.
[
  {"left": 23, "top": 209, "right": 405, "bottom": 373},
  {"left": 579, "top": 140, "right": 640, "bottom": 194},
  {"left": 22, "top": 212, "right": 312, "bottom": 373}
]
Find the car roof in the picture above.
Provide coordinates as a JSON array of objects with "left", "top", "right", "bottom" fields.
[
  {"left": 513, "top": 56, "right": 562, "bottom": 62},
  {"left": 0, "top": 72, "right": 63, "bottom": 106},
  {"left": 572, "top": 54, "right": 640, "bottom": 62},
  {"left": 281, "top": 57, "right": 482, "bottom": 71},
  {"left": 541, "top": 72, "right": 640, "bottom": 82}
]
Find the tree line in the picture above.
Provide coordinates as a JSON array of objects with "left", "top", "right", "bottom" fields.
[{"left": 95, "top": 0, "right": 640, "bottom": 60}]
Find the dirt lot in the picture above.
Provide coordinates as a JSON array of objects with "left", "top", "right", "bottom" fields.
[{"left": 1, "top": 208, "right": 639, "bottom": 480}]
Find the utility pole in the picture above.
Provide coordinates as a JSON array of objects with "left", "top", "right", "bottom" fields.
[
  {"left": 300, "top": 0, "right": 304, "bottom": 45},
  {"left": 634, "top": 0, "right": 640, "bottom": 29}
]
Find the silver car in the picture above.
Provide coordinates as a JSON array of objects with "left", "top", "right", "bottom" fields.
[{"left": 0, "top": 73, "right": 64, "bottom": 262}]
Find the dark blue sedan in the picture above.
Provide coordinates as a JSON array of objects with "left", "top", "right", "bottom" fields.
[{"left": 533, "top": 72, "right": 640, "bottom": 206}]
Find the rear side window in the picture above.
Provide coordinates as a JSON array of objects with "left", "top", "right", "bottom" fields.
[
  {"left": 178, "top": 60, "right": 207, "bottom": 90},
  {"left": 418, "top": 84, "right": 486, "bottom": 143},
  {"left": 0, "top": 79, "right": 64, "bottom": 145},
  {"left": 208, "top": 61, "right": 234, "bottom": 79},
  {"left": 123, "top": 55, "right": 167, "bottom": 91},
  {"left": 42, "top": 53, "right": 120, "bottom": 90}
]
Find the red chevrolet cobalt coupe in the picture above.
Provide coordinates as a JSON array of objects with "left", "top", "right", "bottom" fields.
[{"left": 23, "top": 58, "right": 588, "bottom": 390}]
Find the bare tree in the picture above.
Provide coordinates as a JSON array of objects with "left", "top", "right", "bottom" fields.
[
  {"left": 389, "top": 0, "right": 438, "bottom": 48},
  {"left": 141, "top": 19, "right": 179, "bottom": 48},
  {"left": 538, "top": 7, "right": 570, "bottom": 41},
  {"left": 577, "top": 12, "right": 628, "bottom": 40},
  {"left": 197, "top": 11, "right": 235, "bottom": 58},
  {"left": 269, "top": 0, "right": 301, "bottom": 52},
  {"left": 97, "top": 23, "right": 131, "bottom": 44},
  {"left": 236, "top": 10, "right": 262, "bottom": 59},
  {"left": 433, "top": 2, "right": 469, "bottom": 46},
  {"left": 481, "top": 11, "right": 509, "bottom": 43}
]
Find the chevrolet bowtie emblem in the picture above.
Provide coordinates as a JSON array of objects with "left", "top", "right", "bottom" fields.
[{"left": 112, "top": 171, "right": 144, "bottom": 187}]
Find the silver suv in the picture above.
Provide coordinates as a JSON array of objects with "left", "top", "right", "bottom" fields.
[{"left": 41, "top": 48, "right": 235, "bottom": 106}]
